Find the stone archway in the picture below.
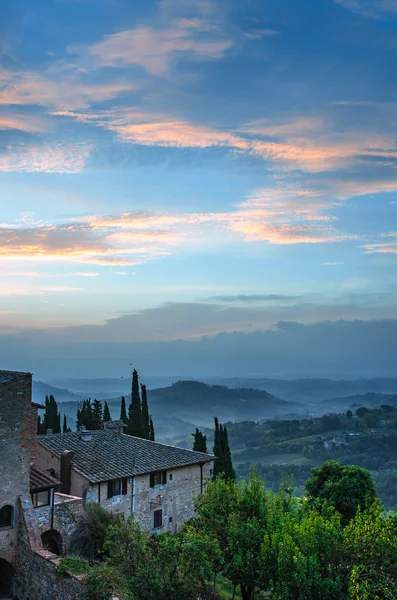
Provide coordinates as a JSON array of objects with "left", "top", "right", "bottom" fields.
[
  {"left": 41, "top": 529, "right": 63, "bottom": 555},
  {"left": 0, "top": 557, "right": 15, "bottom": 599}
]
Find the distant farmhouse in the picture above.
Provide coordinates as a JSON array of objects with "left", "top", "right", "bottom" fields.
[
  {"left": 0, "top": 369, "right": 213, "bottom": 599},
  {"left": 37, "top": 421, "right": 213, "bottom": 534}
]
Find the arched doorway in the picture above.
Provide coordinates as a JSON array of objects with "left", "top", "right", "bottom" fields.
[
  {"left": 41, "top": 530, "right": 63, "bottom": 555},
  {"left": 0, "top": 557, "right": 15, "bottom": 598}
]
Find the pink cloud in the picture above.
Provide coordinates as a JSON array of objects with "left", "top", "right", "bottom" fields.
[
  {"left": 88, "top": 24, "right": 231, "bottom": 76},
  {"left": 0, "top": 114, "right": 47, "bottom": 133},
  {"left": 0, "top": 67, "right": 134, "bottom": 110},
  {"left": 53, "top": 109, "right": 397, "bottom": 173}
]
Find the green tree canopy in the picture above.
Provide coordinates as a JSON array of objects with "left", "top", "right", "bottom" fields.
[{"left": 305, "top": 460, "right": 377, "bottom": 524}]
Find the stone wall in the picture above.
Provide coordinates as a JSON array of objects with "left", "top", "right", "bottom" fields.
[
  {"left": 133, "top": 462, "right": 211, "bottom": 533},
  {"left": 34, "top": 494, "right": 83, "bottom": 553},
  {"left": 14, "top": 495, "right": 85, "bottom": 600},
  {"left": 0, "top": 374, "right": 33, "bottom": 564}
]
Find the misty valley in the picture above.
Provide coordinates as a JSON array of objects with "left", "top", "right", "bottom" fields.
[{"left": 34, "top": 376, "right": 397, "bottom": 510}]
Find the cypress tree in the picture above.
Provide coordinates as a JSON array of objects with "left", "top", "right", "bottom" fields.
[
  {"left": 213, "top": 417, "right": 221, "bottom": 478},
  {"left": 103, "top": 401, "right": 111, "bottom": 422},
  {"left": 222, "top": 425, "right": 236, "bottom": 480},
  {"left": 213, "top": 417, "right": 235, "bottom": 479},
  {"left": 120, "top": 396, "right": 127, "bottom": 423},
  {"left": 39, "top": 395, "right": 61, "bottom": 434},
  {"left": 149, "top": 415, "right": 155, "bottom": 441},
  {"left": 77, "top": 399, "right": 94, "bottom": 430},
  {"left": 192, "top": 428, "right": 207, "bottom": 453},
  {"left": 141, "top": 384, "right": 150, "bottom": 439},
  {"left": 127, "top": 369, "right": 143, "bottom": 437},
  {"left": 63, "top": 414, "right": 67, "bottom": 433},
  {"left": 92, "top": 399, "right": 103, "bottom": 430}
]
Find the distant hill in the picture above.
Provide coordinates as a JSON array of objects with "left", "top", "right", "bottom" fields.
[
  {"left": 204, "top": 377, "right": 397, "bottom": 403},
  {"left": 33, "top": 381, "right": 82, "bottom": 404},
  {"left": 321, "top": 392, "right": 397, "bottom": 412},
  {"left": 136, "top": 380, "right": 299, "bottom": 427},
  {"left": 53, "top": 380, "right": 299, "bottom": 434}
]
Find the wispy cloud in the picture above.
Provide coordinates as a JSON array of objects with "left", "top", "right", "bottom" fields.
[
  {"left": 209, "top": 294, "right": 302, "bottom": 302},
  {"left": 87, "top": 22, "right": 232, "bottom": 76},
  {"left": 0, "top": 284, "right": 82, "bottom": 296},
  {"left": 336, "top": 0, "right": 397, "bottom": 19},
  {"left": 0, "top": 143, "right": 91, "bottom": 173},
  {"left": 52, "top": 109, "right": 397, "bottom": 172},
  {"left": 0, "top": 114, "right": 47, "bottom": 133},
  {"left": 322, "top": 261, "right": 345, "bottom": 266},
  {"left": 0, "top": 67, "right": 135, "bottom": 111}
]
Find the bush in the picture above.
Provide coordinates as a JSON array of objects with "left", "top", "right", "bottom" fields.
[
  {"left": 56, "top": 555, "right": 89, "bottom": 576},
  {"left": 68, "top": 502, "right": 120, "bottom": 560}
]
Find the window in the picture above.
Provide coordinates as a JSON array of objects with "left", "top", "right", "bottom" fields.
[
  {"left": 107, "top": 478, "right": 128, "bottom": 498},
  {"left": 0, "top": 505, "right": 13, "bottom": 528},
  {"left": 153, "top": 509, "right": 162, "bottom": 529},
  {"left": 169, "top": 516, "right": 173, "bottom": 524},
  {"left": 150, "top": 470, "right": 167, "bottom": 488},
  {"left": 169, "top": 473, "right": 173, "bottom": 481},
  {"left": 31, "top": 490, "right": 50, "bottom": 508}
]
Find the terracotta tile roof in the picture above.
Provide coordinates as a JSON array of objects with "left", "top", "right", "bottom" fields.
[
  {"left": 30, "top": 464, "right": 61, "bottom": 492},
  {"left": 0, "top": 370, "right": 30, "bottom": 386},
  {"left": 38, "top": 431, "right": 213, "bottom": 483}
]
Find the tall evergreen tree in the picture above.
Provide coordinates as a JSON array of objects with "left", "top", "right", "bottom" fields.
[
  {"left": 92, "top": 399, "right": 104, "bottom": 430},
  {"left": 38, "top": 394, "right": 61, "bottom": 434},
  {"left": 103, "top": 401, "right": 111, "bottom": 422},
  {"left": 149, "top": 415, "right": 155, "bottom": 441},
  {"left": 77, "top": 399, "right": 94, "bottom": 430},
  {"left": 221, "top": 425, "right": 236, "bottom": 480},
  {"left": 213, "top": 417, "right": 221, "bottom": 478},
  {"left": 192, "top": 428, "right": 207, "bottom": 453},
  {"left": 120, "top": 396, "right": 127, "bottom": 423},
  {"left": 63, "top": 414, "right": 72, "bottom": 433},
  {"left": 141, "top": 384, "right": 150, "bottom": 439},
  {"left": 213, "top": 417, "right": 235, "bottom": 479},
  {"left": 127, "top": 369, "right": 143, "bottom": 437}
]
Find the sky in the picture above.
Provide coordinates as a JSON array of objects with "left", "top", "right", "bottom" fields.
[{"left": 0, "top": 0, "right": 397, "bottom": 378}]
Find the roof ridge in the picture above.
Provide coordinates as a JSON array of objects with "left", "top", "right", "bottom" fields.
[{"left": 121, "top": 432, "right": 213, "bottom": 457}]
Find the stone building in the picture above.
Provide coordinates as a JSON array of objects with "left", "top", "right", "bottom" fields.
[
  {"left": 37, "top": 424, "right": 213, "bottom": 533},
  {"left": 0, "top": 370, "right": 84, "bottom": 599}
]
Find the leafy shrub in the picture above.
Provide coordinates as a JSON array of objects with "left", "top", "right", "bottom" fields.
[
  {"left": 68, "top": 502, "right": 120, "bottom": 560},
  {"left": 56, "top": 555, "right": 89, "bottom": 576}
]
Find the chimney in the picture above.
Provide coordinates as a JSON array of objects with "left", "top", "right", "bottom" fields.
[
  {"left": 80, "top": 429, "right": 92, "bottom": 442},
  {"left": 60, "top": 450, "right": 75, "bottom": 495},
  {"left": 47, "top": 428, "right": 53, "bottom": 435}
]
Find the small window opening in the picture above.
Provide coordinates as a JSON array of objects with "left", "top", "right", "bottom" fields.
[
  {"left": 154, "top": 509, "right": 163, "bottom": 529},
  {"left": 0, "top": 505, "right": 13, "bottom": 528},
  {"left": 31, "top": 491, "right": 50, "bottom": 508},
  {"left": 150, "top": 470, "right": 167, "bottom": 488}
]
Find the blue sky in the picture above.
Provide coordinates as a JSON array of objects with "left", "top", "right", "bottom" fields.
[{"left": 1, "top": 0, "right": 397, "bottom": 360}]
